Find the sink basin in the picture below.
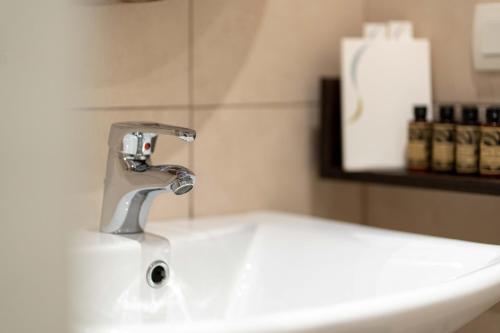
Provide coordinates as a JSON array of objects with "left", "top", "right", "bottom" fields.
[{"left": 71, "top": 211, "right": 500, "bottom": 333}]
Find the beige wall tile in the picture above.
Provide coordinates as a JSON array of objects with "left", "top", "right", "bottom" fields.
[
  {"left": 364, "top": 0, "right": 500, "bottom": 103},
  {"left": 193, "top": 0, "right": 364, "bottom": 105},
  {"left": 192, "top": 104, "right": 319, "bottom": 216},
  {"left": 192, "top": 103, "right": 364, "bottom": 221},
  {"left": 311, "top": 180, "right": 365, "bottom": 223},
  {"left": 79, "top": 109, "right": 191, "bottom": 229},
  {"left": 76, "top": 0, "right": 189, "bottom": 108},
  {"left": 366, "top": 185, "right": 500, "bottom": 244}
]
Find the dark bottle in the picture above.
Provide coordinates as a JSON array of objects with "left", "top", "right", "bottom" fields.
[
  {"left": 432, "top": 105, "right": 456, "bottom": 172},
  {"left": 407, "top": 105, "right": 431, "bottom": 171},
  {"left": 480, "top": 106, "right": 500, "bottom": 177},
  {"left": 455, "top": 106, "right": 480, "bottom": 174}
]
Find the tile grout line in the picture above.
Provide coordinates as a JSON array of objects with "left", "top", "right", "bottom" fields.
[
  {"left": 187, "top": 0, "right": 195, "bottom": 220},
  {"left": 74, "top": 100, "right": 318, "bottom": 112},
  {"left": 193, "top": 100, "right": 318, "bottom": 110}
]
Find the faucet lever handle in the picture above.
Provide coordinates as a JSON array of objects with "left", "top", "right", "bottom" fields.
[{"left": 109, "top": 122, "right": 196, "bottom": 158}]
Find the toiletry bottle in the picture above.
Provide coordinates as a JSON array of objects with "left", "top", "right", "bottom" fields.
[
  {"left": 407, "top": 105, "right": 431, "bottom": 171},
  {"left": 432, "top": 105, "right": 455, "bottom": 173},
  {"left": 455, "top": 106, "right": 480, "bottom": 174},
  {"left": 480, "top": 106, "right": 500, "bottom": 177}
]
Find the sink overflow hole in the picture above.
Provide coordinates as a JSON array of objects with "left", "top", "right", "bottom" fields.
[{"left": 147, "top": 260, "right": 169, "bottom": 288}]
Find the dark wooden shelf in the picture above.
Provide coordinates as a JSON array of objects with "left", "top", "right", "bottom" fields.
[
  {"left": 319, "top": 77, "right": 500, "bottom": 197},
  {"left": 322, "top": 168, "right": 500, "bottom": 196}
]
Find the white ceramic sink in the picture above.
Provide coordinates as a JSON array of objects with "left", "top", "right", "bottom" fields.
[{"left": 71, "top": 212, "right": 500, "bottom": 333}]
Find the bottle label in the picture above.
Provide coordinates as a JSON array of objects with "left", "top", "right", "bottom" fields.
[
  {"left": 480, "top": 126, "right": 500, "bottom": 175},
  {"left": 432, "top": 123, "right": 455, "bottom": 172},
  {"left": 407, "top": 123, "right": 431, "bottom": 170},
  {"left": 456, "top": 125, "right": 480, "bottom": 174}
]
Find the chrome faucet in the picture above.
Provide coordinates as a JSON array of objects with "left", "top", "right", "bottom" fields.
[{"left": 100, "top": 122, "right": 196, "bottom": 234}]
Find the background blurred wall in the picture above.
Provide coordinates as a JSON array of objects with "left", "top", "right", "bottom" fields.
[
  {"left": 77, "top": 1, "right": 500, "bottom": 331},
  {"left": 76, "top": 0, "right": 365, "bottom": 226}
]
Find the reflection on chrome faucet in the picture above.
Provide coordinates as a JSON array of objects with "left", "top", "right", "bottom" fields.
[{"left": 100, "top": 122, "right": 196, "bottom": 234}]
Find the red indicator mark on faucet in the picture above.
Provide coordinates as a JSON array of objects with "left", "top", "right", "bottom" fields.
[{"left": 144, "top": 143, "right": 151, "bottom": 150}]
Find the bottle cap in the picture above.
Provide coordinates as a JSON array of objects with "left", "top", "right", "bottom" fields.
[
  {"left": 486, "top": 106, "right": 500, "bottom": 124},
  {"left": 439, "top": 105, "right": 455, "bottom": 123},
  {"left": 461, "top": 105, "right": 479, "bottom": 125},
  {"left": 413, "top": 105, "right": 427, "bottom": 121}
]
